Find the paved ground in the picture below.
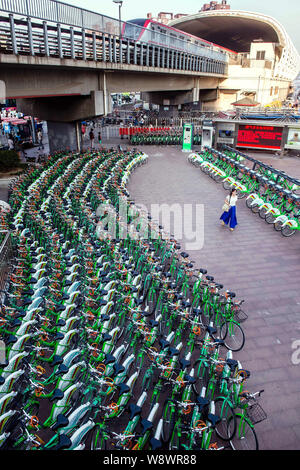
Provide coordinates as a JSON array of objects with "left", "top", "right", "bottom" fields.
[{"left": 127, "top": 145, "right": 300, "bottom": 451}]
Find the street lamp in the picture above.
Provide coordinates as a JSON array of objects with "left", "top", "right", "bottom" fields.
[{"left": 113, "top": 0, "right": 123, "bottom": 37}]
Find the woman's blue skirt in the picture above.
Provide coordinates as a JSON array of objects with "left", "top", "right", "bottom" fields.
[{"left": 220, "top": 206, "right": 238, "bottom": 229}]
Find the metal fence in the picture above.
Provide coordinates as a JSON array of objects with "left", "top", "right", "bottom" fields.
[
  {"left": 0, "top": 15, "right": 227, "bottom": 75},
  {"left": 0, "top": 0, "right": 228, "bottom": 63},
  {"left": 0, "top": 231, "right": 12, "bottom": 293}
]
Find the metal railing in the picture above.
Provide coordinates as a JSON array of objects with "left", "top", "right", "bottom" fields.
[
  {"left": 0, "top": 0, "right": 228, "bottom": 61},
  {"left": 0, "top": 14, "right": 227, "bottom": 75},
  {"left": 0, "top": 2, "right": 228, "bottom": 75}
]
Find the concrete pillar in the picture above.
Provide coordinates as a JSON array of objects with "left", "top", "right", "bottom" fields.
[{"left": 47, "top": 121, "right": 79, "bottom": 154}]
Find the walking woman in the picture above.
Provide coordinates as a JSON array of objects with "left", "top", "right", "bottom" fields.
[{"left": 220, "top": 188, "right": 238, "bottom": 231}]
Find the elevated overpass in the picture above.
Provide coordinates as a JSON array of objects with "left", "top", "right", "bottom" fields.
[{"left": 0, "top": 0, "right": 229, "bottom": 151}]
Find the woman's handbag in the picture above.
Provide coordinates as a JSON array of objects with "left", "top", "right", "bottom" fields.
[
  {"left": 222, "top": 195, "right": 231, "bottom": 212},
  {"left": 222, "top": 202, "right": 230, "bottom": 212}
]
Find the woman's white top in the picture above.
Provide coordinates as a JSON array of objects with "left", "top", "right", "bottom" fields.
[{"left": 226, "top": 195, "right": 238, "bottom": 207}]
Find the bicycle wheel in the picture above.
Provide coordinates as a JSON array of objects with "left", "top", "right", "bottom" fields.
[
  {"left": 145, "top": 289, "right": 158, "bottom": 315},
  {"left": 265, "top": 213, "right": 275, "bottom": 224},
  {"left": 85, "top": 425, "right": 107, "bottom": 450},
  {"left": 258, "top": 206, "right": 268, "bottom": 219},
  {"left": 214, "top": 398, "right": 236, "bottom": 441},
  {"left": 281, "top": 224, "right": 296, "bottom": 237},
  {"left": 274, "top": 219, "right": 284, "bottom": 231},
  {"left": 142, "top": 369, "right": 153, "bottom": 392},
  {"left": 228, "top": 415, "right": 258, "bottom": 450},
  {"left": 193, "top": 359, "right": 209, "bottom": 395},
  {"left": 251, "top": 203, "right": 260, "bottom": 214},
  {"left": 202, "top": 302, "right": 211, "bottom": 327},
  {"left": 162, "top": 400, "right": 176, "bottom": 443},
  {"left": 220, "top": 321, "right": 245, "bottom": 352},
  {"left": 169, "top": 422, "right": 190, "bottom": 450},
  {"left": 223, "top": 181, "right": 232, "bottom": 191}
]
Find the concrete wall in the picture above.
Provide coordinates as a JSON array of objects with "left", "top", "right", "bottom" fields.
[{"left": 47, "top": 121, "right": 79, "bottom": 153}]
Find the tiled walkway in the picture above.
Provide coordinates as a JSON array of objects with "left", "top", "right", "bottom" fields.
[{"left": 127, "top": 146, "right": 300, "bottom": 450}]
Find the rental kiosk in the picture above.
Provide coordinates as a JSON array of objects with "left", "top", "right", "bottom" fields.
[{"left": 182, "top": 123, "right": 194, "bottom": 152}]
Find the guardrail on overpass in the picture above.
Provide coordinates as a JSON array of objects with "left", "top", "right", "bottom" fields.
[{"left": 0, "top": 0, "right": 228, "bottom": 75}]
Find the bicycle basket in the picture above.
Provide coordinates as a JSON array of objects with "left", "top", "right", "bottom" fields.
[
  {"left": 234, "top": 307, "right": 248, "bottom": 323},
  {"left": 246, "top": 403, "right": 267, "bottom": 424}
]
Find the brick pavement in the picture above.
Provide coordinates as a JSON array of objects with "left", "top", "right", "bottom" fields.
[{"left": 127, "top": 145, "right": 300, "bottom": 450}]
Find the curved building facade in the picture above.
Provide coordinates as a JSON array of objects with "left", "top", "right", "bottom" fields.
[{"left": 169, "top": 10, "right": 300, "bottom": 110}]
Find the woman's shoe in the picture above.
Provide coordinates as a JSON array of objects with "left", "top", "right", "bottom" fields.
[
  {"left": 221, "top": 221, "right": 225, "bottom": 226},
  {"left": 230, "top": 228, "right": 234, "bottom": 231}
]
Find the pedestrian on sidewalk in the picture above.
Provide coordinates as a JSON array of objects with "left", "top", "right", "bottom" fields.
[
  {"left": 98, "top": 131, "right": 102, "bottom": 145},
  {"left": 89, "top": 129, "right": 95, "bottom": 148},
  {"left": 7, "top": 134, "right": 14, "bottom": 150},
  {"left": 220, "top": 188, "right": 238, "bottom": 231},
  {"left": 37, "top": 129, "right": 43, "bottom": 150}
]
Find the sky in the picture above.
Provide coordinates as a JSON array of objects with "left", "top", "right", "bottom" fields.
[{"left": 69, "top": 0, "right": 300, "bottom": 53}]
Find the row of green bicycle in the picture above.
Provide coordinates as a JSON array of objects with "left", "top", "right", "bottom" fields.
[
  {"left": 188, "top": 147, "right": 300, "bottom": 236},
  {"left": 0, "top": 146, "right": 265, "bottom": 450}
]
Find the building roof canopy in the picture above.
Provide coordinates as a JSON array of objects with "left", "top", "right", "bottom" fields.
[{"left": 169, "top": 14, "right": 280, "bottom": 52}]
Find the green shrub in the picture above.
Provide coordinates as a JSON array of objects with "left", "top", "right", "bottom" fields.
[{"left": 0, "top": 150, "right": 21, "bottom": 171}]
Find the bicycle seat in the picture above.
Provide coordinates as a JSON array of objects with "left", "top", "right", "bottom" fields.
[
  {"left": 55, "top": 304, "right": 66, "bottom": 312},
  {"left": 226, "top": 359, "right": 238, "bottom": 371},
  {"left": 51, "top": 355, "right": 63, "bottom": 367},
  {"left": 150, "top": 437, "right": 162, "bottom": 450},
  {"left": 100, "top": 314, "right": 110, "bottom": 322},
  {"left": 104, "top": 353, "right": 116, "bottom": 365},
  {"left": 207, "top": 413, "right": 221, "bottom": 427},
  {"left": 50, "top": 388, "right": 64, "bottom": 402},
  {"left": 206, "top": 326, "right": 217, "bottom": 336},
  {"left": 199, "top": 268, "right": 207, "bottom": 275},
  {"left": 227, "top": 291, "right": 236, "bottom": 298},
  {"left": 52, "top": 414, "right": 69, "bottom": 431},
  {"left": 184, "top": 374, "right": 196, "bottom": 385},
  {"left": 6, "top": 335, "right": 17, "bottom": 346},
  {"left": 11, "top": 318, "right": 22, "bottom": 328},
  {"left": 182, "top": 300, "right": 191, "bottom": 308},
  {"left": 168, "top": 347, "right": 181, "bottom": 357},
  {"left": 141, "top": 310, "right": 152, "bottom": 318},
  {"left": 180, "top": 357, "right": 191, "bottom": 370},
  {"left": 206, "top": 275, "right": 214, "bottom": 282},
  {"left": 192, "top": 307, "right": 202, "bottom": 316},
  {"left": 159, "top": 338, "right": 170, "bottom": 350},
  {"left": 196, "top": 396, "right": 209, "bottom": 407},
  {"left": 118, "top": 382, "right": 130, "bottom": 395},
  {"left": 215, "top": 283, "right": 223, "bottom": 289},
  {"left": 55, "top": 434, "right": 72, "bottom": 450},
  {"left": 22, "top": 289, "right": 34, "bottom": 296},
  {"left": 180, "top": 252, "right": 189, "bottom": 258},
  {"left": 215, "top": 339, "right": 225, "bottom": 347},
  {"left": 113, "top": 363, "right": 125, "bottom": 376},
  {"left": 55, "top": 364, "right": 69, "bottom": 376},
  {"left": 102, "top": 333, "right": 112, "bottom": 343},
  {"left": 148, "top": 319, "right": 159, "bottom": 328},
  {"left": 128, "top": 403, "right": 142, "bottom": 420},
  {"left": 57, "top": 319, "right": 66, "bottom": 327},
  {"left": 54, "top": 332, "right": 65, "bottom": 342},
  {"left": 97, "top": 299, "right": 107, "bottom": 307},
  {"left": 141, "top": 418, "right": 154, "bottom": 435}
]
